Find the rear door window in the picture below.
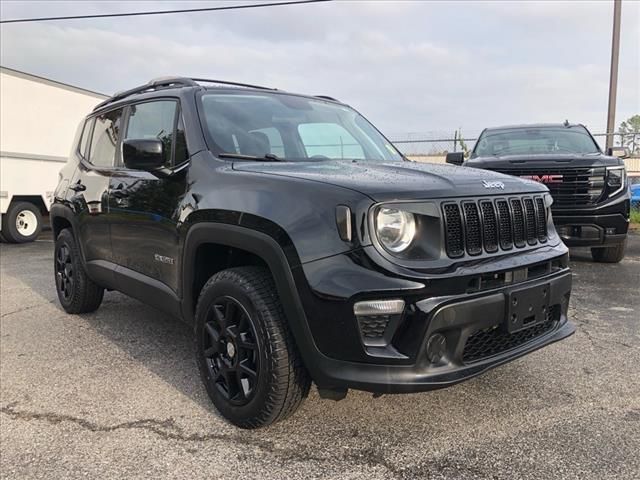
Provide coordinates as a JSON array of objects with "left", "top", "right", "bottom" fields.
[{"left": 88, "top": 108, "right": 123, "bottom": 167}]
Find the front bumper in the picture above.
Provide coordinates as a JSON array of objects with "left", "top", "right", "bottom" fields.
[
  {"left": 551, "top": 195, "right": 630, "bottom": 247},
  {"left": 300, "top": 267, "right": 573, "bottom": 393},
  {"left": 553, "top": 213, "right": 628, "bottom": 247}
]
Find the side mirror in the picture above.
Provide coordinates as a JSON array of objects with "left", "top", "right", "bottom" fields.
[
  {"left": 446, "top": 152, "right": 465, "bottom": 165},
  {"left": 123, "top": 139, "right": 165, "bottom": 171},
  {"left": 606, "top": 146, "right": 630, "bottom": 159}
]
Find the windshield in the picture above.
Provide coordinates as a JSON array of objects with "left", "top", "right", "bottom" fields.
[
  {"left": 199, "top": 92, "right": 403, "bottom": 162},
  {"left": 472, "top": 126, "right": 600, "bottom": 157}
]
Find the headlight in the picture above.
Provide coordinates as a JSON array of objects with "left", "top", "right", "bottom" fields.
[
  {"left": 606, "top": 166, "right": 626, "bottom": 197},
  {"left": 376, "top": 207, "right": 416, "bottom": 253}
]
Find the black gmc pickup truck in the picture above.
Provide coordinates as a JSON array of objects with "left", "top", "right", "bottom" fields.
[
  {"left": 447, "top": 123, "right": 630, "bottom": 262},
  {"left": 51, "top": 78, "right": 573, "bottom": 428}
]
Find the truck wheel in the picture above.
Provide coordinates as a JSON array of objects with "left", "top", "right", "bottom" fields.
[
  {"left": 591, "top": 239, "right": 626, "bottom": 263},
  {"left": 54, "top": 229, "right": 104, "bottom": 313},
  {"left": 195, "top": 266, "right": 310, "bottom": 428},
  {"left": 1, "top": 202, "right": 42, "bottom": 243}
]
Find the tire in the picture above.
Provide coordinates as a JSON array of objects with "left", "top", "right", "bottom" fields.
[
  {"left": 1, "top": 202, "right": 42, "bottom": 243},
  {"left": 54, "top": 228, "right": 104, "bottom": 313},
  {"left": 195, "top": 266, "right": 310, "bottom": 428},
  {"left": 591, "top": 239, "right": 626, "bottom": 263}
]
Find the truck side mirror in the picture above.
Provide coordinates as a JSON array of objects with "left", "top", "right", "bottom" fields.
[
  {"left": 123, "top": 139, "right": 165, "bottom": 171},
  {"left": 446, "top": 152, "right": 465, "bottom": 165},
  {"left": 606, "top": 146, "right": 630, "bottom": 159}
]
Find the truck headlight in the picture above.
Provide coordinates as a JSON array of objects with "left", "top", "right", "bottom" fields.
[
  {"left": 376, "top": 207, "right": 416, "bottom": 253},
  {"left": 606, "top": 166, "right": 626, "bottom": 197}
]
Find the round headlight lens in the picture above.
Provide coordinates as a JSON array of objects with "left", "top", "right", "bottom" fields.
[{"left": 376, "top": 207, "right": 416, "bottom": 253}]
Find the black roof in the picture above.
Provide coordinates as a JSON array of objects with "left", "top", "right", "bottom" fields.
[{"left": 484, "top": 123, "right": 586, "bottom": 131}]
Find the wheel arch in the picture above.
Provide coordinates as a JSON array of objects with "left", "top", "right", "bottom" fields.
[
  {"left": 6, "top": 195, "right": 48, "bottom": 216},
  {"left": 50, "top": 203, "right": 78, "bottom": 239},
  {"left": 181, "top": 222, "right": 322, "bottom": 370}
]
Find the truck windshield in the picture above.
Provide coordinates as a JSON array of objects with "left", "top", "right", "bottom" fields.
[
  {"left": 472, "top": 127, "right": 600, "bottom": 157},
  {"left": 199, "top": 92, "right": 403, "bottom": 162}
]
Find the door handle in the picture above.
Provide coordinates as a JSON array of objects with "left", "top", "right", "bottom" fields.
[{"left": 69, "top": 181, "right": 86, "bottom": 192}]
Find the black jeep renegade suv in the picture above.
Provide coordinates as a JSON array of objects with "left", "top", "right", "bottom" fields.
[{"left": 51, "top": 77, "right": 574, "bottom": 428}]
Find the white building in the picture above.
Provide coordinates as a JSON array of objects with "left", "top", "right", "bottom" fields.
[{"left": 0, "top": 66, "right": 107, "bottom": 242}]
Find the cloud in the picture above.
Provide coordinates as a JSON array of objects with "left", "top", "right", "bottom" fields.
[{"left": 1, "top": 0, "right": 638, "bottom": 137}]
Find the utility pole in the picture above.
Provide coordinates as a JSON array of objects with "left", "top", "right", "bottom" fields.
[{"left": 606, "top": 0, "right": 622, "bottom": 150}]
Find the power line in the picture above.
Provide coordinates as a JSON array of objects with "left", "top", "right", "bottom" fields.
[{"left": 0, "top": 0, "right": 331, "bottom": 24}]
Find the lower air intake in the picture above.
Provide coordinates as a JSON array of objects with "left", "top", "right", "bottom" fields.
[
  {"left": 358, "top": 315, "right": 390, "bottom": 339},
  {"left": 462, "top": 305, "right": 560, "bottom": 363}
]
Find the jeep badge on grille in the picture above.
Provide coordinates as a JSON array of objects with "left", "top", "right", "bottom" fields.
[{"left": 482, "top": 180, "right": 505, "bottom": 189}]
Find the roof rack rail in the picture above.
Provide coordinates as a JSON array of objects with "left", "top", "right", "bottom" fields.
[
  {"left": 93, "top": 77, "right": 198, "bottom": 111},
  {"left": 191, "top": 78, "right": 276, "bottom": 91},
  {"left": 93, "top": 76, "right": 278, "bottom": 111},
  {"left": 315, "top": 95, "right": 339, "bottom": 102}
]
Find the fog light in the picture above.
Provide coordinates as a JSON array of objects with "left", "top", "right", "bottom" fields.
[
  {"left": 354, "top": 300, "right": 405, "bottom": 347},
  {"left": 605, "top": 227, "right": 616, "bottom": 234},
  {"left": 426, "top": 333, "right": 447, "bottom": 363}
]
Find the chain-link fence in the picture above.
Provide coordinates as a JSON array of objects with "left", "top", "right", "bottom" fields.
[{"left": 390, "top": 132, "right": 640, "bottom": 157}]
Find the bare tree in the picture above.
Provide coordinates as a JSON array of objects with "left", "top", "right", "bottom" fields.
[{"left": 618, "top": 114, "right": 640, "bottom": 154}]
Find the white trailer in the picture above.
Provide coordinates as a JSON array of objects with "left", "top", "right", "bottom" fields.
[{"left": 0, "top": 67, "right": 107, "bottom": 242}]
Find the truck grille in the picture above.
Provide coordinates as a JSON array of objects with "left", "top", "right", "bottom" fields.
[
  {"left": 462, "top": 305, "right": 560, "bottom": 363},
  {"left": 442, "top": 196, "right": 548, "bottom": 258},
  {"left": 493, "top": 167, "right": 606, "bottom": 207}
]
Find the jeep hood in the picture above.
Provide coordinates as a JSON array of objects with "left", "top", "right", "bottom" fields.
[{"left": 232, "top": 160, "right": 547, "bottom": 201}]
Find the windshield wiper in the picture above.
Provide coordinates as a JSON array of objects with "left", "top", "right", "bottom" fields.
[{"left": 218, "top": 153, "right": 284, "bottom": 162}]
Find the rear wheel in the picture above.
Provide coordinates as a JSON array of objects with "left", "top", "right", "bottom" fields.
[
  {"left": 591, "top": 239, "right": 626, "bottom": 263},
  {"left": 54, "top": 229, "right": 104, "bottom": 313},
  {"left": 195, "top": 266, "right": 310, "bottom": 428},
  {"left": 1, "top": 202, "right": 42, "bottom": 243}
]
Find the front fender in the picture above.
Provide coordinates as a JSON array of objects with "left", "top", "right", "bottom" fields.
[{"left": 183, "top": 152, "right": 371, "bottom": 264}]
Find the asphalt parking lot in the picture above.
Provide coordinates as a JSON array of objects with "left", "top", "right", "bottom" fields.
[{"left": 1, "top": 232, "right": 639, "bottom": 479}]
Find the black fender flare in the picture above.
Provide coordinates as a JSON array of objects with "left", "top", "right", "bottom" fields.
[
  {"left": 49, "top": 203, "right": 77, "bottom": 236},
  {"left": 49, "top": 203, "right": 87, "bottom": 262},
  {"left": 181, "top": 222, "right": 326, "bottom": 375}
]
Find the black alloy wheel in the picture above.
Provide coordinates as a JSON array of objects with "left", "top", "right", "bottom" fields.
[
  {"left": 53, "top": 228, "right": 104, "bottom": 313},
  {"left": 55, "top": 243, "right": 74, "bottom": 302},
  {"left": 202, "top": 296, "right": 260, "bottom": 406},
  {"left": 195, "top": 266, "right": 310, "bottom": 428}
]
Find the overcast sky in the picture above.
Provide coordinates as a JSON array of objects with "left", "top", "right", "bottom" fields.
[{"left": 1, "top": 0, "right": 638, "bottom": 138}]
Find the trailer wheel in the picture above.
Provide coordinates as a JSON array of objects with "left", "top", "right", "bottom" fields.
[{"left": 1, "top": 202, "right": 43, "bottom": 243}]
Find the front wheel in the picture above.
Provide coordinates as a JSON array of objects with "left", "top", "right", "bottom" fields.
[
  {"left": 1, "top": 202, "right": 42, "bottom": 243},
  {"left": 195, "top": 266, "right": 310, "bottom": 428},
  {"left": 591, "top": 239, "right": 626, "bottom": 263}
]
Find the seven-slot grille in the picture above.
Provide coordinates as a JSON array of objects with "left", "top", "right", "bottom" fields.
[
  {"left": 493, "top": 167, "right": 606, "bottom": 206},
  {"left": 442, "top": 197, "right": 548, "bottom": 258}
]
